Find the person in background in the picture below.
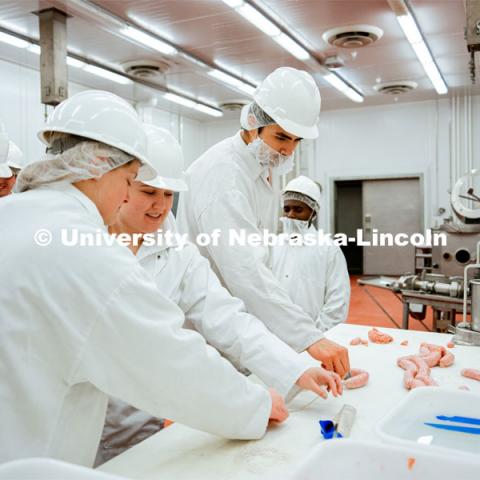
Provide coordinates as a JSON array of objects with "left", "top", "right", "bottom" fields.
[
  {"left": 0, "top": 122, "right": 19, "bottom": 197},
  {"left": 0, "top": 91, "right": 287, "bottom": 468},
  {"left": 270, "top": 175, "right": 350, "bottom": 331},
  {"left": 97, "top": 124, "right": 342, "bottom": 464},
  {"left": 177, "top": 67, "right": 350, "bottom": 377}
]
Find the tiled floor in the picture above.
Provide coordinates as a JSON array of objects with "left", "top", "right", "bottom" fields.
[{"left": 346, "top": 275, "right": 435, "bottom": 332}]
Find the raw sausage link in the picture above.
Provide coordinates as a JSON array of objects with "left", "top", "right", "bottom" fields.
[
  {"left": 344, "top": 368, "right": 369, "bottom": 389},
  {"left": 368, "top": 327, "right": 393, "bottom": 344},
  {"left": 461, "top": 368, "right": 480, "bottom": 381}
]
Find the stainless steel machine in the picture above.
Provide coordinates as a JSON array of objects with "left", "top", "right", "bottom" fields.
[{"left": 358, "top": 170, "right": 480, "bottom": 341}]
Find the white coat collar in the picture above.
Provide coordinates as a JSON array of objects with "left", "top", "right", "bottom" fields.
[
  {"left": 39, "top": 181, "right": 106, "bottom": 228},
  {"left": 136, "top": 213, "right": 180, "bottom": 261},
  {"left": 231, "top": 131, "right": 266, "bottom": 182}
]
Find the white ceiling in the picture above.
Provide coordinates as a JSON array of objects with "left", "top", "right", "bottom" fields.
[{"left": 0, "top": 0, "right": 478, "bottom": 121}]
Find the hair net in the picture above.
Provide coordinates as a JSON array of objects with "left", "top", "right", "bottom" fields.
[
  {"left": 240, "top": 101, "right": 275, "bottom": 131},
  {"left": 16, "top": 135, "right": 135, "bottom": 193},
  {"left": 282, "top": 190, "right": 319, "bottom": 214}
]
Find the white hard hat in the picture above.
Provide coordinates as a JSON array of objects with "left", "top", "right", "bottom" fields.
[
  {"left": 6, "top": 141, "right": 25, "bottom": 170},
  {"left": 0, "top": 121, "right": 12, "bottom": 178},
  {"left": 254, "top": 67, "right": 321, "bottom": 139},
  {"left": 38, "top": 90, "right": 156, "bottom": 180},
  {"left": 139, "top": 124, "right": 187, "bottom": 192},
  {"left": 283, "top": 175, "right": 321, "bottom": 208}
]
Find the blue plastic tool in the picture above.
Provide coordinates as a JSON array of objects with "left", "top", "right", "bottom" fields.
[
  {"left": 436, "top": 415, "right": 480, "bottom": 426},
  {"left": 424, "top": 422, "right": 480, "bottom": 435}
]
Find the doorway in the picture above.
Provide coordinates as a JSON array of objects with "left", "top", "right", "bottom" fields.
[{"left": 334, "top": 177, "right": 422, "bottom": 275}]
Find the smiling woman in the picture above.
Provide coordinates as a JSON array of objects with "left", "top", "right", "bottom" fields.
[{"left": 0, "top": 91, "right": 279, "bottom": 467}]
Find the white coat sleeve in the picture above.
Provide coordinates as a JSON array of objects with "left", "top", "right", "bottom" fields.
[
  {"left": 196, "top": 189, "right": 323, "bottom": 353},
  {"left": 72, "top": 266, "right": 271, "bottom": 441},
  {"left": 315, "top": 247, "right": 351, "bottom": 332},
  {"left": 176, "top": 247, "right": 314, "bottom": 398}
]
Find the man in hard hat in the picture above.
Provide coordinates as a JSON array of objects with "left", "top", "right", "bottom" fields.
[
  {"left": 177, "top": 67, "right": 350, "bottom": 377},
  {"left": 271, "top": 175, "right": 350, "bottom": 331}
]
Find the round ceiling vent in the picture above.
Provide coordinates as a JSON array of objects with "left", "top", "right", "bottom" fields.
[
  {"left": 121, "top": 59, "right": 171, "bottom": 80},
  {"left": 373, "top": 81, "right": 418, "bottom": 95},
  {"left": 219, "top": 99, "right": 249, "bottom": 112},
  {"left": 322, "top": 25, "right": 383, "bottom": 48}
]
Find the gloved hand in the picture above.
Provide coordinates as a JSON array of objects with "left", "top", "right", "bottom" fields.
[
  {"left": 295, "top": 367, "right": 343, "bottom": 399},
  {"left": 268, "top": 388, "right": 289, "bottom": 423},
  {"left": 306, "top": 338, "right": 350, "bottom": 379}
]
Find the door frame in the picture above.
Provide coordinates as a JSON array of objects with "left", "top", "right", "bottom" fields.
[{"left": 330, "top": 173, "right": 425, "bottom": 235}]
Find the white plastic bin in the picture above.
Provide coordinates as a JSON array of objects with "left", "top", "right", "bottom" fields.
[
  {"left": 288, "top": 439, "right": 480, "bottom": 480},
  {"left": 376, "top": 387, "right": 480, "bottom": 458},
  {"left": 0, "top": 458, "right": 129, "bottom": 480}
]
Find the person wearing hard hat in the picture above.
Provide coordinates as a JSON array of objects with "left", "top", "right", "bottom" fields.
[
  {"left": 0, "top": 91, "right": 285, "bottom": 467},
  {"left": 0, "top": 123, "right": 17, "bottom": 197},
  {"left": 97, "top": 125, "right": 343, "bottom": 464},
  {"left": 270, "top": 175, "right": 350, "bottom": 331},
  {"left": 177, "top": 67, "right": 350, "bottom": 377}
]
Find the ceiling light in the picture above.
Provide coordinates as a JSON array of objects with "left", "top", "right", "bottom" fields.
[
  {"left": 324, "top": 73, "right": 364, "bottom": 103},
  {"left": 0, "top": 31, "right": 29, "bottom": 48},
  {"left": 26, "top": 44, "right": 41, "bottom": 55},
  {"left": 222, "top": 0, "right": 244, "bottom": 8},
  {"left": 195, "top": 104, "right": 224, "bottom": 117},
  {"left": 84, "top": 64, "right": 132, "bottom": 84},
  {"left": 238, "top": 83, "right": 256, "bottom": 96},
  {"left": 390, "top": 2, "right": 447, "bottom": 95},
  {"left": 208, "top": 69, "right": 244, "bottom": 88},
  {"left": 236, "top": 3, "right": 280, "bottom": 36},
  {"left": 67, "top": 56, "right": 86, "bottom": 68},
  {"left": 164, "top": 93, "right": 196, "bottom": 108},
  {"left": 272, "top": 33, "right": 310, "bottom": 60},
  {"left": 121, "top": 26, "right": 177, "bottom": 56},
  {"left": 207, "top": 69, "right": 256, "bottom": 96}
]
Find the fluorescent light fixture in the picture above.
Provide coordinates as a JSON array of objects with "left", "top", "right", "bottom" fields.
[
  {"left": 121, "top": 26, "right": 177, "bottom": 56},
  {"left": 164, "top": 92, "right": 224, "bottom": 117},
  {"left": 0, "top": 31, "right": 29, "bottom": 48},
  {"left": 208, "top": 69, "right": 244, "bottom": 88},
  {"left": 84, "top": 64, "right": 132, "bottom": 84},
  {"left": 67, "top": 56, "right": 86, "bottom": 68},
  {"left": 195, "top": 104, "right": 224, "bottom": 117},
  {"left": 236, "top": 3, "right": 280, "bottom": 36},
  {"left": 238, "top": 83, "right": 256, "bottom": 96},
  {"left": 397, "top": 14, "right": 422, "bottom": 44},
  {"left": 273, "top": 33, "right": 310, "bottom": 60},
  {"left": 222, "top": 0, "right": 310, "bottom": 60},
  {"left": 324, "top": 73, "right": 364, "bottom": 103},
  {"left": 26, "top": 44, "right": 41, "bottom": 55},
  {"left": 222, "top": 0, "right": 244, "bottom": 7},
  {"left": 208, "top": 69, "right": 256, "bottom": 96},
  {"left": 164, "top": 93, "right": 196, "bottom": 108},
  {"left": 393, "top": 6, "right": 447, "bottom": 95}
]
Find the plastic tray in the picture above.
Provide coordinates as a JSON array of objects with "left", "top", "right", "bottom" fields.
[
  {"left": 376, "top": 387, "right": 480, "bottom": 458},
  {"left": 288, "top": 439, "right": 480, "bottom": 480}
]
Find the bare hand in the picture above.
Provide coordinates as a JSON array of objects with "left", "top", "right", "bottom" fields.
[
  {"left": 268, "top": 388, "right": 289, "bottom": 423},
  {"left": 296, "top": 367, "right": 343, "bottom": 398},
  {"left": 307, "top": 338, "right": 350, "bottom": 378}
]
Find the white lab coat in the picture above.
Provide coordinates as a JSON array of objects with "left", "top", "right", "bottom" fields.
[
  {"left": 270, "top": 225, "right": 350, "bottom": 331},
  {"left": 0, "top": 182, "right": 271, "bottom": 467},
  {"left": 98, "top": 219, "right": 313, "bottom": 463},
  {"left": 177, "top": 132, "right": 323, "bottom": 352}
]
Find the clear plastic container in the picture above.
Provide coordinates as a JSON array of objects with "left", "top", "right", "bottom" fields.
[
  {"left": 0, "top": 458, "right": 128, "bottom": 480},
  {"left": 288, "top": 439, "right": 480, "bottom": 480},
  {"left": 376, "top": 387, "right": 480, "bottom": 458}
]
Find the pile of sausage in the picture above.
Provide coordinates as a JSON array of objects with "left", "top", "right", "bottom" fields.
[{"left": 397, "top": 343, "right": 454, "bottom": 390}]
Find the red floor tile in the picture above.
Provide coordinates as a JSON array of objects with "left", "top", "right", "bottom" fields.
[{"left": 346, "top": 275, "right": 434, "bottom": 332}]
